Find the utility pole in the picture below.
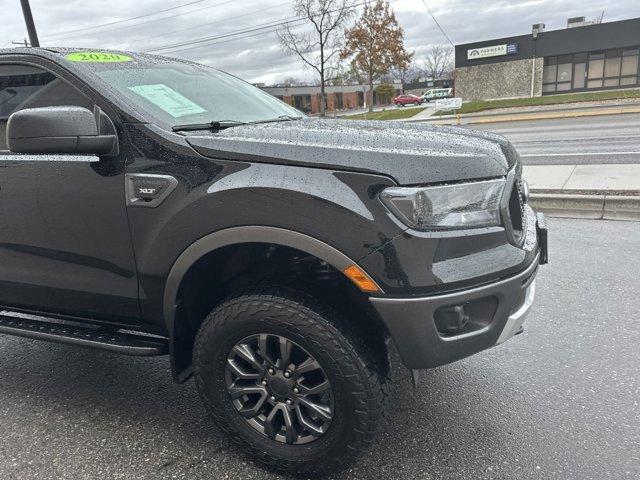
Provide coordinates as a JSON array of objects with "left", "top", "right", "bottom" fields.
[{"left": 19, "top": 0, "right": 40, "bottom": 47}]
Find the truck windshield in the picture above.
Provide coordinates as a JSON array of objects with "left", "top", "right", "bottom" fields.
[{"left": 93, "top": 63, "right": 305, "bottom": 128}]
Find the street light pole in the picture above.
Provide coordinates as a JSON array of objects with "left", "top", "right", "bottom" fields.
[{"left": 19, "top": 0, "right": 40, "bottom": 47}]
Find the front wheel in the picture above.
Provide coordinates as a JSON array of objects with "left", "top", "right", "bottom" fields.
[{"left": 193, "top": 287, "right": 387, "bottom": 475}]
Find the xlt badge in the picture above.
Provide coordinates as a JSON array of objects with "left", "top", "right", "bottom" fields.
[{"left": 125, "top": 174, "right": 178, "bottom": 208}]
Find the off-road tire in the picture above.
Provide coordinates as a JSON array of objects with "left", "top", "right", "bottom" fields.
[{"left": 193, "top": 286, "right": 387, "bottom": 476}]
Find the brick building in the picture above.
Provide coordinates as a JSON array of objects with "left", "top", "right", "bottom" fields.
[{"left": 261, "top": 83, "right": 403, "bottom": 114}]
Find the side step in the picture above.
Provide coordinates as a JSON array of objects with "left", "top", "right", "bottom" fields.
[{"left": 0, "top": 312, "right": 168, "bottom": 356}]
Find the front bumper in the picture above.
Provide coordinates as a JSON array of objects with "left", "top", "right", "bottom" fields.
[
  {"left": 370, "top": 249, "right": 542, "bottom": 369},
  {"left": 369, "top": 209, "right": 548, "bottom": 369}
]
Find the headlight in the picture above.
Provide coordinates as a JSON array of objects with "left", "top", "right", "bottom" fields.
[{"left": 380, "top": 179, "right": 505, "bottom": 230}]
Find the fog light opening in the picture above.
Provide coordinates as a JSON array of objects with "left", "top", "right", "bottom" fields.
[
  {"left": 434, "top": 296, "right": 499, "bottom": 337},
  {"left": 434, "top": 305, "right": 470, "bottom": 336}
]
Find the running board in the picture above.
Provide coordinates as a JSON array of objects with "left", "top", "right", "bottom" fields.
[{"left": 0, "top": 312, "right": 168, "bottom": 356}]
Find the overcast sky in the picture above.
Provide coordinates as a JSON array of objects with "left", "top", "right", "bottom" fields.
[{"left": 2, "top": 0, "right": 639, "bottom": 84}]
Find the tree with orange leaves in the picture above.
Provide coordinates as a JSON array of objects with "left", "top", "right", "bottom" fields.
[{"left": 341, "top": 0, "right": 412, "bottom": 112}]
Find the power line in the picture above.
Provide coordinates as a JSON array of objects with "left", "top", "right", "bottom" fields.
[
  {"left": 157, "top": 20, "right": 309, "bottom": 55},
  {"left": 420, "top": 0, "right": 454, "bottom": 48},
  {"left": 144, "top": 16, "right": 302, "bottom": 53},
  {"left": 42, "top": 0, "right": 234, "bottom": 40},
  {"left": 141, "top": 1, "right": 290, "bottom": 44},
  {"left": 144, "top": 0, "right": 391, "bottom": 55}
]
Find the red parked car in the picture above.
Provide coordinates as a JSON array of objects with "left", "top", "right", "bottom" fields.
[{"left": 394, "top": 94, "right": 424, "bottom": 107}]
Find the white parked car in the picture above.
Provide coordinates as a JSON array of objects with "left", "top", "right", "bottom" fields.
[{"left": 422, "top": 88, "right": 453, "bottom": 102}]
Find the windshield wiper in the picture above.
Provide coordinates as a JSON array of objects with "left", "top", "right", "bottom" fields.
[
  {"left": 172, "top": 116, "right": 303, "bottom": 132},
  {"left": 251, "top": 115, "right": 304, "bottom": 125},
  {"left": 172, "top": 120, "right": 247, "bottom": 132}
]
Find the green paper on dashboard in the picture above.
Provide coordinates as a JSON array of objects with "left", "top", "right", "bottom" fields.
[{"left": 128, "top": 84, "right": 207, "bottom": 118}]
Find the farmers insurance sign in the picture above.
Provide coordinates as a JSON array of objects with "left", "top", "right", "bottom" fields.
[{"left": 467, "top": 43, "right": 518, "bottom": 60}]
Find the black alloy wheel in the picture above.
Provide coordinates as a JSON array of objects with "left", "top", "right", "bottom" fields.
[{"left": 225, "top": 333, "right": 333, "bottom": 445}]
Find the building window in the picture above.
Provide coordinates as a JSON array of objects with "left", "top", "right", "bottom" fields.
[
  {"left": 587, "top": 52, "right": 605, "bottom": 88},
  {"left": 544, "top": 47, "right": 639, "bottom": 94},
  {"left": 604, "top": 49, "right": 622, "bottom": 78},
  {"left": 621, "top": 49, "right": 639, "bottom": 76},
  {"left": 292, "top": 94, "right": 312, "bottom": 113}
]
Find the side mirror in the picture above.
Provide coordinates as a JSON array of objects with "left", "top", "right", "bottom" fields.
[{"left": 7, "top": 106, "right": 117, "bottom": 155}]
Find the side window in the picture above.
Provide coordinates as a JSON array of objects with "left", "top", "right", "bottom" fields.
[{"left": 0, "top": 64, "right": 93, "bottom": 151}]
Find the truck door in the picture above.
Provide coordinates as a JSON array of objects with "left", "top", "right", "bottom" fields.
[{"left": 0, "top": 61, "right": 140, "bottom": 324}]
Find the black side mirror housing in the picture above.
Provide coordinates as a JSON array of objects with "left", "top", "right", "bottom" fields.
[{"left": 7, "top": 106, "right": 118, "bottom": 155}]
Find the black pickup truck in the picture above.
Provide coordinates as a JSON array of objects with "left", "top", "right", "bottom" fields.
[{"left": 0, "top": 48, "right": 547, "bottom": 475}]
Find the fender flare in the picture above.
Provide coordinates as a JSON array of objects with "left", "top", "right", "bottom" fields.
[{"left": 163, "top": 225, "right": 365, "bottom": 336}]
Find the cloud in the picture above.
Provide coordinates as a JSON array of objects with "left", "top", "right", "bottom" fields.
[{"left": 3, "top": 0, "right": 639, "bottom": 83}]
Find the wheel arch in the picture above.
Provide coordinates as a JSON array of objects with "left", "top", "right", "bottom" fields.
[{"left": 163, "top": 226, "right": 382, "bottom": 382}]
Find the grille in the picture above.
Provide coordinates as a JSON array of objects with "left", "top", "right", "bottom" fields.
[{"left": 507, "top": 177, "right": 527, "bottom": 246}]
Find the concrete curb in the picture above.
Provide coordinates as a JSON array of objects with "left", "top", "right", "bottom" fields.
[
  {"left": 529, "top": 193, "right": 640, "bottom": 221},
  {"left": 409, "top": 105, "right": 640, "bottom": 125}
]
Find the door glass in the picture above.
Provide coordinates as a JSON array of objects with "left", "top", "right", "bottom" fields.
[
  {"left": 0, "top": 65, "right": 92, "bottom": 150},
  {"left": 543, "top": 65, "right": 557, "bottom": 84},
  {"left": 0, "top": 66, "right": 54, "bottom": 117},
  {"left": 557, "top": 63, "right": 573, "bottom": 83},
  {"left": 573, "top": 63, "right": 586, "bottom": 89}
]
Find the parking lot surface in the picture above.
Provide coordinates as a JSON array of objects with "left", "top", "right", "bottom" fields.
[
  {"left": 0, "top": 217, "right": 638, "bottom": 480},
  {"left": 468, "top": 113, "right": 640, "bottom": 166}
]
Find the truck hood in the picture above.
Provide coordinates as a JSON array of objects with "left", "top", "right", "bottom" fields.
[{"left": 185, "top": 118, "right": 519, "bottom": 185}]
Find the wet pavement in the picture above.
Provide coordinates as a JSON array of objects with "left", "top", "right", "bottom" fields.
[{"left": 0, "top": 217, "right": 638, "bottom": 480}]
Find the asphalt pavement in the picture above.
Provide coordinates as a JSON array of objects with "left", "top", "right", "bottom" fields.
[
  {"left": 466, "top": 113, "right": 640, "bottom": 166},
  {"left": 0, "top": 218, "right": 639, "bottom": 480}
]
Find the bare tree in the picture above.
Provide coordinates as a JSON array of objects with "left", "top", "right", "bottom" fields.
[
  {"left": 278, "top": 0, "right": 355, "bottom": 116},
  {"left": 422, "top": 44, "right": 454, "bottom": 80},
  {"left": 390, "top": 62, "right": 420, "bottom": 86}
]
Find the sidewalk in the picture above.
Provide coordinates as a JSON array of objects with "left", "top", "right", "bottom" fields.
[
  {"left": 328, "top": 104, "right": 392, "bottom": 117},
  {"left": 403, "top": 105, "right": 437, "bottom": 120},
  {"left": 525, "top": 164, "right": 640, "bottom": 221},
  {"left": 406, "top": 98, "right": 640, "bottom": 125}
]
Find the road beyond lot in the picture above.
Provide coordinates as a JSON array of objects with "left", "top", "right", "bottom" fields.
[
  {"left": 0, "top": 218, "right": 639, "bottom": 480},
  {"left": 466, "top": 113, "right": 640, "bottom": 166}
]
